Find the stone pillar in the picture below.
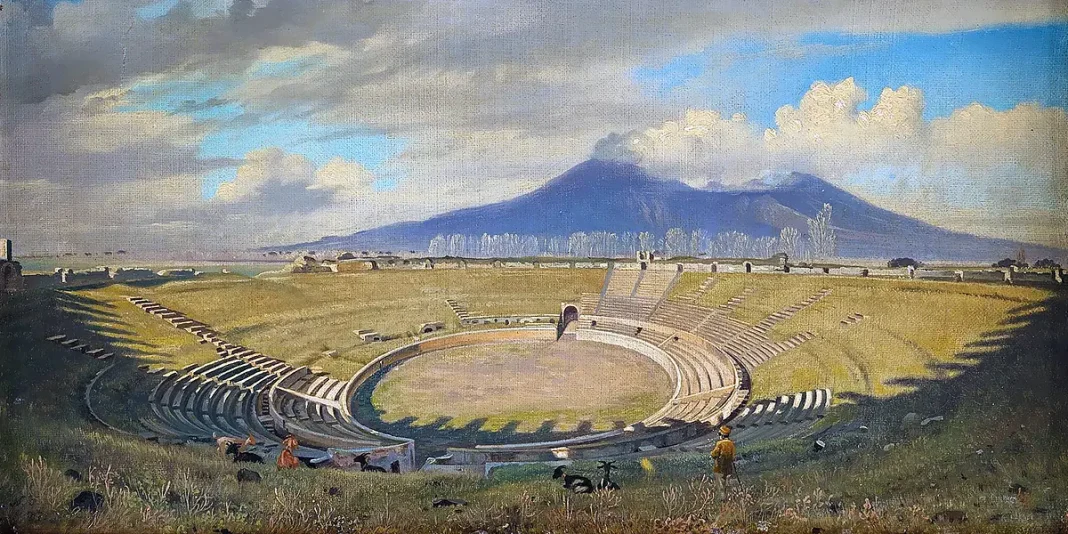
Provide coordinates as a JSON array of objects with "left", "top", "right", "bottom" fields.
[
  {"left": 907, "top": 265, "right": 916, "bottom": 279},
  {"left": 954, "top": 270, "right": 964, "bottom": 282},
  {"left": 0, "top": 238, "right": 10, "bottom": 261},
  {"left": 1003, "top": 269, "right": 1013, "bottom": 284},
  {"left": 1054, "top": 268, "right": 1064, "bottom": 284}
]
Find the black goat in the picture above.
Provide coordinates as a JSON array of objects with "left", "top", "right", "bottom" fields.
[
  {"left": 225, "top": 442, "right": 264, "bottom": 463},
  {"left": 552, "top": 465, "right": 593, "bottom": 494},
  {"left": 596, "top": 461, "right": 620, "bottom": 491},
  {"left": 354, "top": 453, "right": 387, "bottom": 473}
]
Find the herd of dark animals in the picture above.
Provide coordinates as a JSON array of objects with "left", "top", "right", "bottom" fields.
[
  {"left": 222, "top": 442, "right": 399, "bottom": 472},
  {"left": 552, "top": 461, "right": 620, "bottom": 494},
  {"left": 221, "top": 437, "right": 615, "bottom": 489},
  {"left": 217, "top": 433, "right": 621, "bottom": 493},
  {"left": 354, "top": 452, "right": 402, "bottom": 473},
  {"left": 224, "top": 441, "right": 265, "bottom": 463}
]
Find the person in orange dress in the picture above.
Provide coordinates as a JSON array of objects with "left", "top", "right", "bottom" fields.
[
  {"left": 710, "top": 426, "right": 736, "bottom": 500},
  {"left": 276, "top": 434, "right": 300, "bottom": 470}
]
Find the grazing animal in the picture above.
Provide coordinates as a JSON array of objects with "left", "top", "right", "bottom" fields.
[
  {"left": 214, "top": 434, "right": 243, "bottom": 455},
  {"left": 235, "top": 468, "right": 262, "bottom": 483},
  {"left": 596, "top": 461, "right": 620, "bottom": 491},
  {"left": 225, "top": 442, "right": 264, "bottom": 463},
  {"left": 390, "top": 460, "right": 401, "bottom": 473},
  {"left": 70, "top": 491, "right": 105, "bottom": 513},
  {"left": 354, "top": 453, "right": 387, "bottom": 473},
  {"left": 552, "top": 465, "right": 594, "bottom": 494}
]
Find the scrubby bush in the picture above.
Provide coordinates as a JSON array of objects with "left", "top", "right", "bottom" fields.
[{"left": 887, "top": 257, "right": 921, "bottom": 268}]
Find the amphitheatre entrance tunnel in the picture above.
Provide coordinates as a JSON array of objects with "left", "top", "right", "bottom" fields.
[{"left": 557, "top": 305, "right": 579, "bottom": 338}]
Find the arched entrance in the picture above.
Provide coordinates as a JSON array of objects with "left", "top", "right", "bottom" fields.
[
  {"left": 557, "top": 305, "right": 579, "bottom": 339},
  {"left": 744, "top": 262, "right": 753, "bottom": 273}
]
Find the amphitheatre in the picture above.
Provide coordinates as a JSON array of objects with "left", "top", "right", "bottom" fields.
[
  {"left": 2, "top": 243, "right": 1066, "bottom": 532},
  {"left": 9, "top": 250, "right": 1058, "bottom": 475}
]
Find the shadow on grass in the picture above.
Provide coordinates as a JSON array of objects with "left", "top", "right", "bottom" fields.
[
  {"left": 351, "top": 363, "right": 614, "bottom": 458},
  {"left": 0, "top": 288, "right": 191, "bottom": 440},
  {"left": 791, "top": 291, "right": 1068, "bottom": 495}
]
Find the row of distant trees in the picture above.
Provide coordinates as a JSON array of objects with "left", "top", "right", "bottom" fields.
[{"left": 428, "top": 204, "right": 839, "bottom": 260}]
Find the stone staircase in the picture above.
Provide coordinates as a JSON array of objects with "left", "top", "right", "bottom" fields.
[
  {"left": 677, "top": 276, "right": 716, "bottom": 303},
  {"left": 750, "top": 289, "right": 831, "bottom": 334},
  {"left": 444, "top": 299, "right": 471, "bottom": 321},
  {"left": 46, "top": 334, "right": 114, "bottom": 360},
  {"left": 717, "top": 287, "right": 754, "bottom": 312},
  {"left": 840, "top": 313, "right": 865, "bottom": 326}
]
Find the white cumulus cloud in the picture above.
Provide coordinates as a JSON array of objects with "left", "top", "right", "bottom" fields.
[{"left": 593, "top": 78, "right": 1068, "bottom": 246}]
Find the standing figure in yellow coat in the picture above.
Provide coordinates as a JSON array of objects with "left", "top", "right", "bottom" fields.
[
  {"left": 277, "top": 434, "right": 301, "bottom": 470},
  {"left": 710, "top": 426, "right": 736, "bottom": 499}
]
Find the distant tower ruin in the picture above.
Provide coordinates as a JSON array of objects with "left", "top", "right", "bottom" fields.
[
  {"left": 637, "top": 250, "right": 654, "bottom": 270},
  {"left": 0, "top": 238, "right": 24, "bottom": 292}
]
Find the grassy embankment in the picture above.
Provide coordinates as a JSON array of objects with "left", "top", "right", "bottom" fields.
[
  {"left": 672, "top": 272, "right": 1051, "bottom": 400},
  {"left": 75, "top": 269, "right": 605, "bottom": 379},
  {"left": 1, "top": 272, "right": 1065, "bottom": 532}
]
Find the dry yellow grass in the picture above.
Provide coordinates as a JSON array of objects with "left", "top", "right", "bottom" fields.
[
  {"left": 76, "top": 269, "right": 605, "bottom": 377},
  {"left": 673, "top": 272, "right": 1052, "bottom": 399},
  {"left": 69, "top": 283, "right": 219, "bottom": 369}
]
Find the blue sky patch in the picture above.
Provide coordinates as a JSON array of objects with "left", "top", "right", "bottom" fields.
[{"left": 635, "top": 22, "right": 1068, "bottom": 127}]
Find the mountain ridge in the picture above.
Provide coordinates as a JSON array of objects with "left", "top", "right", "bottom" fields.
[{"left": 278, "top": 159, "right": 1063, "bottom": 262}]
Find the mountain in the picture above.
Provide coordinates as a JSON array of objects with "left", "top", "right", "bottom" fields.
[{"left": 281, "top": 159, "right": 1062, "bottom": 262}]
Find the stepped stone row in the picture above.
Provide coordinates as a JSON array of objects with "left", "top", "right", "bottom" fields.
[
  {"left": 750, "top": 289, "right": 831, "bottom": 333},
  {"left": 444, "top": 299, "right": 470, "bottom": 320},
  {"left": 45, "top": 334, "right": 113, "bottom": 360},
  {"left": 674, "top": 388, "right": 830, "bottom": 451},
  {"left": 594, "top": 281, "right": 829, "bottom": 373},
  {"left": 728, "top": 389, "right": 831, "bottom": 444},
  {"left": 596, "top": 267, "right": 680, "bottom": 319},
  {"left": 145, "top": 358, "right": 291, "bottom": 447},
  {"left": 634, "top": 270, "right": 678, "bottom": 299},
  {"left": 597, "top": 296, "right": 658, "bottom": 321},
  {"left": 584, "top": 317, "right": 744, "bottom": 426},
  {"left": 270, "top": 369, "right": 399, "bottom": 450},
  {"left": 717, "top": 287, "right": 754, "bottom": 312},
  {"left": 677, "top": 276, "right": 716, "bottom": 303},
  {"left": 127, "top": 296, "right": 221, "bottom": 343},
  {"left": 840, "top": 313, "right": 865, "bottom": 326},
  {"left": 604, "top": 269, "right": 642, "bottom": 297},
  {"left": 128, "top": 295, "right": 395, "bottom": 456},
  {"left": 128, "top": 296, "right": 301, "bottom": 449}
]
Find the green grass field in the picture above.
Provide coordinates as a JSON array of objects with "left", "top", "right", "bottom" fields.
[{"left": 2, "top": 269, "right": 1066, "bottom": 533}]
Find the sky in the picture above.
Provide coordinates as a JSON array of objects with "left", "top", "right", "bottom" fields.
[{"left": 1, "top": 0, "right": 1066, "bottom": 254}]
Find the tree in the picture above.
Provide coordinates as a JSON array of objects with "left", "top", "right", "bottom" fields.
[
  {"left": 638, "top": 232, "right": 656, "bottom": 252},
  {"left": 993, "top": 258, "right": 1020, "bottom": 268},
  {"left": 752, "top": 236, "right": 779, "bottom": 259},
  {"left": 710, "top": 231, "right": 750, "bottom": 258},
  {"left": 663, "top": 228, "right": 690, "bottom": 257},
  {"left": 1034, "top": 258, "right": 1061, "bottom": 269},
  {"left": 428, "top": 235, "right": 447, "bottom": 256},
  {"left": 807, "top": 203, "right": 837, "bottom": 260},
  {"left": 888, "top": 257, "right": 921, "bottom": 268},
  {"left": 779, "top": 227, "right": 801, "bottom": 259},
  {"left": 690, "top": 229, "right": 709, "bottom": 256}
]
